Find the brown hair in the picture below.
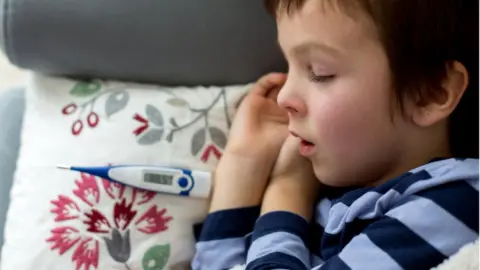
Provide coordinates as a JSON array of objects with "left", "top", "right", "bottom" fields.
[{"left": 265, "top": 0, "right": 479, "bottom": 158}]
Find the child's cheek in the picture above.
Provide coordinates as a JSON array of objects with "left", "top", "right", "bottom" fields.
[{"left": 311, "top": 93, "right": 383, "bottom": 159}]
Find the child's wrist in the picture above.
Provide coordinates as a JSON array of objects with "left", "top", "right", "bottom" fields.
[
  {"left": 209, "top": 153, "right": 273, "bottom": 212},
  {"left": 223, "top": 144, "right": 279, "bottom": 163},
  {"left": 261, "top": 177, "right": 319, "bottom": 221}
]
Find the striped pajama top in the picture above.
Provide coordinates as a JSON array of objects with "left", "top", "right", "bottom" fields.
[{"left": 192, "top": 158, "right": 479, "bottom": 270}]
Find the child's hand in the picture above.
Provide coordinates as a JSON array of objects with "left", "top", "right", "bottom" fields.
[
  {"left": 225, "top": 72, "right": 289, "bottom": 160},
  {"left": 261, "top": 135, "right": 321, "bottom": 220},
  {"left": 270, "top": 135, "right": 314, "bottom": 179},
  {"left": 209, "top": 73, "right": 289, "bottom": 212}
]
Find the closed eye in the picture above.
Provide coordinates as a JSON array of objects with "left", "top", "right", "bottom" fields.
[{"left": 308, "top": 69, "right": 336, "bottom": 83}]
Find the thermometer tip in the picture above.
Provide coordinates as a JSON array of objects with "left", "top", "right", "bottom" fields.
[{"left": 56, "top": 164, "right": 71, "bottom": 170}]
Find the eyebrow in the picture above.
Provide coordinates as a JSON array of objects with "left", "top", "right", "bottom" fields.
[{"left": 282, "top": 41, "right": 343, "bottom": 57}]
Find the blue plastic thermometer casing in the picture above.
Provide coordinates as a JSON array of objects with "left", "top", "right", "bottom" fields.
[{"left": 69, "top": 165, "right": 212, "bottom": 198}]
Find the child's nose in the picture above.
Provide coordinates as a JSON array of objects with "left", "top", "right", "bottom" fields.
[{"left": 277, "top": 86, "right": 307, "bottom": 118}]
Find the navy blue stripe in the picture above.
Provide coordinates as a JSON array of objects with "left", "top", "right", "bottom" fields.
[
  {"left": 309, "top": 222, "right": 324, "bottom": 258},
  {"left": 337, "top": 172, "right": 416, "bottom": 206},
  {"left": 366, "top": 216, "right": 446, "bottom": 270},
  {"left": 327, "top": 160, "right": 440, "bottom": 204},
  {"left": 416, "top": 180, "right": 479, "bottom": 233},
  {"left": 246, "top": 252, "right": 307, "bottom": 270},
  {"left": 429, "top": 157, "right": 451, "bottom": 163},
  {"left": 193, "top": 222, "right": 203, "bottom": 241},
  {"left": 333, "top": 187, "right": 371, "bottom": 207},
  {"left": 198, "top": 206, "right": 260, "bottom": 241},
  {"left": 393, "top": 170, "right": 432, "bottom": 194},
  {"left": 336, "top": 169, "right": 433, "bottom": 207},
  {"left": 320, "top": 255, "right": 351, "bottom": 270},
  {"left": 320, "top": 218, "right": 379, "bottom": 260},
  {"left": 324, "top": 186, "right": 359, "bottom": 200},
  {"left": 245, "top": 232, "right": 253, "bottom": 251},
  {"left": 252, "top": 211, "right": 310, "bottom": 244}
]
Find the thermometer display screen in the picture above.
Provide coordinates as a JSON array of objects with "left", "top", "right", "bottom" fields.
[{"left": 144, "top": 173, "right": 174, "bottom": 186}]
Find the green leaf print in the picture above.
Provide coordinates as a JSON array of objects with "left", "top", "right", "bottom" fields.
[
  {"left": 142, "top": 244, "right": 170, "bottom": 270},
  {"left": 70, "top": 81, "right": 101, "bottom": 97}
]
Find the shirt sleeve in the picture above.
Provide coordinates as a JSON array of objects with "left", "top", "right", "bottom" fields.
[
  {"left": 246, "top": 179, "right": 479, "bottom": 270},
  {"left": 246, "top": 211, "right": 311, "bottom": 270},
  {"left": 192, "top": 206, "right": 260, "bottom": 270}
]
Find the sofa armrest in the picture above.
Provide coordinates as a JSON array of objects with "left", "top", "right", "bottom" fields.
[{"left": 0, "top": 87, "right": 24, "bottom": 254}]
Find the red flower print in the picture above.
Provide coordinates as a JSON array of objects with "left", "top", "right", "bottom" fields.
[
  {"left": 133, "top": 113, "right": 149, "bottom": 136},
  {"left": 62, "top": 103, "right": 78, "bottom": 115},
  {"left": 87, "top": 112, "right": 99, "bottom": 128},
  {"left": 113, "top": 199, "right": 137, "bottom": 230},
  {"left": 51, "top": 195, "right": 81, "bottom": 222},
  {"left": 47, "top": 226, "right": 82, "bottom": 255},
  {"left": 201, "top": 144, "right": 222, "bottom": 162},
  {"left": 72, "top": 238, "right": 99, "bottom": 270},
  {"left": 74, "top": 173, "right": 100, "bottom": 207},
  {"left": 132, "top": 189, "right": 156, "bottom": 206},
  {"left": 48, "top": 172, "right": 173, "bottom": 270},
  {"left": 61, "top": 85, "right": 132, "bottom": 137},
  {"left": 72, "top": 120, "right": 84, "bottom": 136},
  {"left": 102, "top": 179, "right": 126, "bottom": 200},
  {"left": 84, "top": 209, "right": 112, "bottom": 233},
  {"left": 135, "top": 205, "right": 173, "bottom": 234}
]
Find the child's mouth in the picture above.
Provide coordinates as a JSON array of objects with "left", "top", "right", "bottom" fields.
[
  {"left": 291, "top": 131, "right": 316, "bottom": 156},
  {"left": 299, "top": 139, "right": 316, "bottom": 156}
]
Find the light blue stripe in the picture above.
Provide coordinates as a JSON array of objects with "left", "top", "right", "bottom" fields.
[
  {"left": 346, "top": 191, "right": 382, "bottom": 219},
  {"left": 406, "top": 159, "right": 478, "bottom": 195},
  {"left": 409, "top": 158, "right": 458, "bottom": 174},
  {"left": 358, "top": 189, "right": 403, "bottom": 219},
  {"left": 466, "top": 178, "right": 479, "bottom": 191},
  {"left": 339, "top": 234, "right": 402, "bottom": 269},
  {"left": 315, "top": 198, "right": 331, "bottom": 227},
  {"left": 247, "top": 231, "right": 310, "bottom": 268},
  {"left": 324, "top": 202, "right": 349, "bottom": 234},
  {"left": 387, "top": 195, "right": 478, "bottom": 256},
  {"left": 193, "top": 237, "right": 245, "bottom": 270},
  {"left": 325, "top": 190, "right": 401, "bottom": 234}
]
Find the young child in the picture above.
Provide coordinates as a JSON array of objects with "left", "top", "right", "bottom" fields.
[{"left": 193, "top": 0, "right": 478, "bottom": 269}]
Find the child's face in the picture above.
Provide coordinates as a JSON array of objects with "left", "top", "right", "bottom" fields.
[{"left": 277, "top": 1, "right": 411, "bottom": 187}]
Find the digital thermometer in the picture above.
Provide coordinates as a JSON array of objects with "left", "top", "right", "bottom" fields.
[{"left": 57, "top": 164, "right": 212, "bottom": 198}]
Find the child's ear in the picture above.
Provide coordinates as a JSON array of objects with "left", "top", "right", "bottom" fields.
[{"left": 411, "top": 61, "right": 469, "bottom": 127}]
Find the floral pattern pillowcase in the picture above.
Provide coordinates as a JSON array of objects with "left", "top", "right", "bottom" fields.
[{"left": 1, "top": 74, "right": 249, "bottom": 270}]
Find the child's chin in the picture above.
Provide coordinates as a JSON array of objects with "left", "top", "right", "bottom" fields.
[
  {"left": 314, "top": 166, "right": 353, "bottom": 188},
  {"left": 313, "top": 166, "right": 334, "bottom": 186}
]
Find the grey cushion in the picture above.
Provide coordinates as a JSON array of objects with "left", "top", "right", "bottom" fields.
[
  {"left": 0, "top": 87, "right": 24, "bottom": 253},
  {"left": 0, "top": 0, "right": 286, "bottom": 86}
]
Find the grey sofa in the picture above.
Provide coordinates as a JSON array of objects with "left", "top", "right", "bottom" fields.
[{"left": 0, "top": 87, "right": 24, "bottom": 251}]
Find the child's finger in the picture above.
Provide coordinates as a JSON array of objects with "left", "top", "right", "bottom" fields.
[
  {"left": 284, "top": 134, "right": 302, "bottom": 153},
  {"left": 251, "top": 73, "right": 287, "bottom": 96},
  {"left": 266, "top": 86, "right": 282, "bottom": 102}
]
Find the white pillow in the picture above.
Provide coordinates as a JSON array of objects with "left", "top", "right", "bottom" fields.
[{"left": 1, "top": 74, "right": 249, "bottom": 270}]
